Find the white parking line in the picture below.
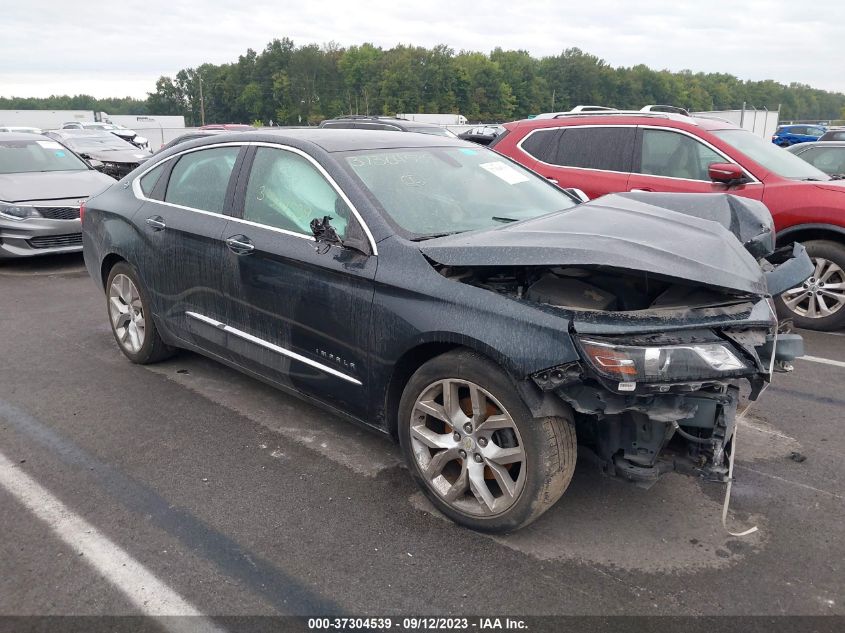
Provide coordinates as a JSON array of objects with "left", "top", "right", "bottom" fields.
[
  {"left": 798, "top": 355, "right": 845, "bottom": 369},
  {"left": 0, "top": 451, "right": 224, "bottom": 632}
]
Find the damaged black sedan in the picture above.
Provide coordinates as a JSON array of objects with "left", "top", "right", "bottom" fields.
[{"left": 82, "top": 130, "right": 812, "bottom": 532}]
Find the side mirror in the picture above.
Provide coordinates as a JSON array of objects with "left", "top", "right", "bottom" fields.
[
  {"left": 309, "top": 215, "right": 370, "bottom": 256},
  {"left": 87, "top": 158, "right": 105, "bottom": 171},
  {"left": 563, "top": 187, "right": 590, "bottom": 203},
  {"left": 708, "top": 162, "right": 747, "bottom": 186}
]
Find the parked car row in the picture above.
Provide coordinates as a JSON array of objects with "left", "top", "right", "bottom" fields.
[
  {"left": 60, "top": 120, "right": 150, "bottom": 150},
  {"left": 4, "top": 108, "right": 844, "bottom": 333}
]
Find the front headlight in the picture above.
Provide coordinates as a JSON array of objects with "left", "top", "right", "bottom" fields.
[
  {"left": 578, "top": 338, "right": 749, "bottom": 385},
  {"left": 0, "top": 203, "right": 42, "bottom": 221}
]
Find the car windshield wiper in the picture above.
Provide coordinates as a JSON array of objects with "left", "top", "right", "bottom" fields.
[
  {"left": 830, "top": 174, "right": 845, "bottom": 180},
  {"left": 409, "top": 230, "right": 465, "bottom": 241},
  {"left": 491, "top": 216, "right": 519, "bottom": 223}
]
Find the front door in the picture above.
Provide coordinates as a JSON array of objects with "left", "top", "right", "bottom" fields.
[{"left": 219, "top": 145, "right": 377, "bottom": 420}]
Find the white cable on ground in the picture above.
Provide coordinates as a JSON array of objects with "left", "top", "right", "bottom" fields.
[{"left": 720, "top": 301, "right": 779, "bottom": 537}]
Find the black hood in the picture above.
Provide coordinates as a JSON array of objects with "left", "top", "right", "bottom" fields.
[{"left": 419, "top": 193, "right": 769, "bottom": 295}]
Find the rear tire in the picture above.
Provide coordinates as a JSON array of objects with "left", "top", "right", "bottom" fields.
[
  {"left": 398, "top": 349, "right": 576, "bottom": 533},
  {"left": 775, "top": 240, "right": 845, "bottom": 331},
  {"left": 105, "top": 261, "right": 175, "bottom": 364}
]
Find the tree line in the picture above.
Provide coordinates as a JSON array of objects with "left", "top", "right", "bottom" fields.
[{"left": 4, "top": 40, "right": 844, "bottom": 125}]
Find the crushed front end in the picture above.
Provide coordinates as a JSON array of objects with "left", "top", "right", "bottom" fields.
[
  {"left": 424, "top": 191, "right": 814, "bottom": 488},
  {"left": 533, "top": 305, "right": 803, "bottom": 486}
]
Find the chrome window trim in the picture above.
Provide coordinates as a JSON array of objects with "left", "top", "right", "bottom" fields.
[
  {"left": 515, "top": 124, "right": 761, "bottom": 184},
  {"left": 131, "top": 141, "right": 379, "bottom": 255},
  {"left": 186, "top": 311, "right": 363, "bottom": 386}
]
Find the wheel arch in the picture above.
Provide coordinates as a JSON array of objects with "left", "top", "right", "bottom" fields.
[
  {"left": 379, "top": 333, "right": 572, "bottom": 439},
  {"left": 776, "top": 223, "right": 845, "bottom": 248},
  {"left": 380, "top": 333, "right": 516, "bottom": 439},
  {"left": 100, "top": 252, "right": 128, "bottom": 289}
]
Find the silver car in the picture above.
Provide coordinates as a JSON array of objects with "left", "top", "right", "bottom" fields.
[{"left": 0, "top": 133, "right": 115, "bottom": 259}]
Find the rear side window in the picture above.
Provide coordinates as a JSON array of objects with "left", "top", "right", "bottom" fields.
[
  {"left": 139, "top": 162, "right": 166, "bottom": 197},
  {"left": 165, "top": 147, "right": 240, "bottom": 213},
  {"left": 554, "top": 127, "right": 636, "bottom": 172}
]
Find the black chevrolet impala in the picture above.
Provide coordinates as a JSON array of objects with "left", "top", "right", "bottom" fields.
[{"left": 82, "top": 130, "right": 812, "bottom": 532}]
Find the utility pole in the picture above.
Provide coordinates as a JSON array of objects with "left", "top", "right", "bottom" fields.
[
  {"left": 198, "top": 74, "right": 206, "bottom": 126},
  {"left": 551, "top": 89, "right": 555, "bottom": 111}
]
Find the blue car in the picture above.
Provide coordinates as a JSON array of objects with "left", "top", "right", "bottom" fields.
[{"left": 772, "top": 124, "right": 827, "bottom": 147}]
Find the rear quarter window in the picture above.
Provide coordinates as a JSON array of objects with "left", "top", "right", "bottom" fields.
[
  {"left": 519, "top": 129, "right": 562, "bottom": 164},
  {"left": 139, "top": 162, "right": 166, "bottom": 198}
]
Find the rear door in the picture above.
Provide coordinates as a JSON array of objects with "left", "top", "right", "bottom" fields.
[
  {"left": 627, "top": 127, "right": 764, "bottom": 200},
  {"left": 217, "top": 145, "right": 377, "bottom": 419},
  {"left": 134, "top": 144, "right": 246, "bottom": 355},
  {"left": 517, "top": 126, "right": 636, "bottom": 199}
]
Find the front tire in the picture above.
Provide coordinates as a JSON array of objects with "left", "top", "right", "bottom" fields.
[
  {"left": 776, "top": 240, "right": 845, "bottom": 331},
  {"left": 398, "top": 349, "right": 576, "bottom": 533},
  {"left": 105, "top": 262, "right": 175, "bottom": 364}
]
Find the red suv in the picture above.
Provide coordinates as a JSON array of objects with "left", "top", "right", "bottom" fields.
[{"left": 492, "top": 112, "right": 845, "bottom": 330}]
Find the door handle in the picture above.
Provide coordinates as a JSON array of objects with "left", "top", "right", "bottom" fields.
[
  {"left": 629, "top": 187, "right": 654, "bottom": 192},
  {"left": 145, "top": 216, "right": 166, "bottom": 231},
  {"left": 225, "top": 235, "right": 255, "bottom": 255}
]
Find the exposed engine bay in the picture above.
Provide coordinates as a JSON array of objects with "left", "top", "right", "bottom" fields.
[{"left": 435, "top": 263, "right": 751, "bottom": 313}]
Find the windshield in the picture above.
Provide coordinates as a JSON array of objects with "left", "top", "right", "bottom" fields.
[
  {"left": 0, "top": 138, "right": 89, "bottom": 174},
  {"left": 408, "top": 127, "right": 456, "bottom": 138},
  {"left": 59, "top": 134, "right": 137, "bottom": 153},
  {"left": 713, "top": 129, "right": 830, "bottom": 181},
  {"left": 342, "top": 146, "right": 578, "bottom": 238}
]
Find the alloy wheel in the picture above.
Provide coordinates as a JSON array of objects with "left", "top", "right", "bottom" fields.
[
  {"left": 781, "top": 257, "right": 845, "bottom": 319},
  {"left": 108, "top": 273, "right": 146, "bottom": 353},
  {"left": 409, "top": 379, "right": 526, "bottom": 517}
]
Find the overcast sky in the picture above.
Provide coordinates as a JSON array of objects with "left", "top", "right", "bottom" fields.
[{"left": 2, "top": 0, "right": 843, "bottom": 99}]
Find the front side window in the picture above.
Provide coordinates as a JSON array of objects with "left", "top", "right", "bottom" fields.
[
  {"left": 638, "top": 129, "right": 724, "bottom": 181},
  {"left": 0, "top": 138, "right": 89, "bottom": 174},
  {"left": 243, "top": 147, "right": 351, "bottom": 237},
  {"left": 554, "top": 127, "right": 636, "bottom": 171},
  {"left": 165, "top": 146, "right": 240, "bottom": 212},
  {"left": 342, "top": 146, "right": 577, "bottom": 238}
]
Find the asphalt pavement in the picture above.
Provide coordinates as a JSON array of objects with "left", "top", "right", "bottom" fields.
[{"left": 1, "top": 254, "right": 843, "bottom": 625}]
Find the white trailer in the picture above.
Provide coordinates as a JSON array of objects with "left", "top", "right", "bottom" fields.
[
  {"left": 0, "top": 110, "right": 93, "bottom": 131},
  {"left": 396, "top": 113, "right": 467, "bottom": 125},
  {"left": 107, "top": 115, "right": 187, "bottom": 149}
]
